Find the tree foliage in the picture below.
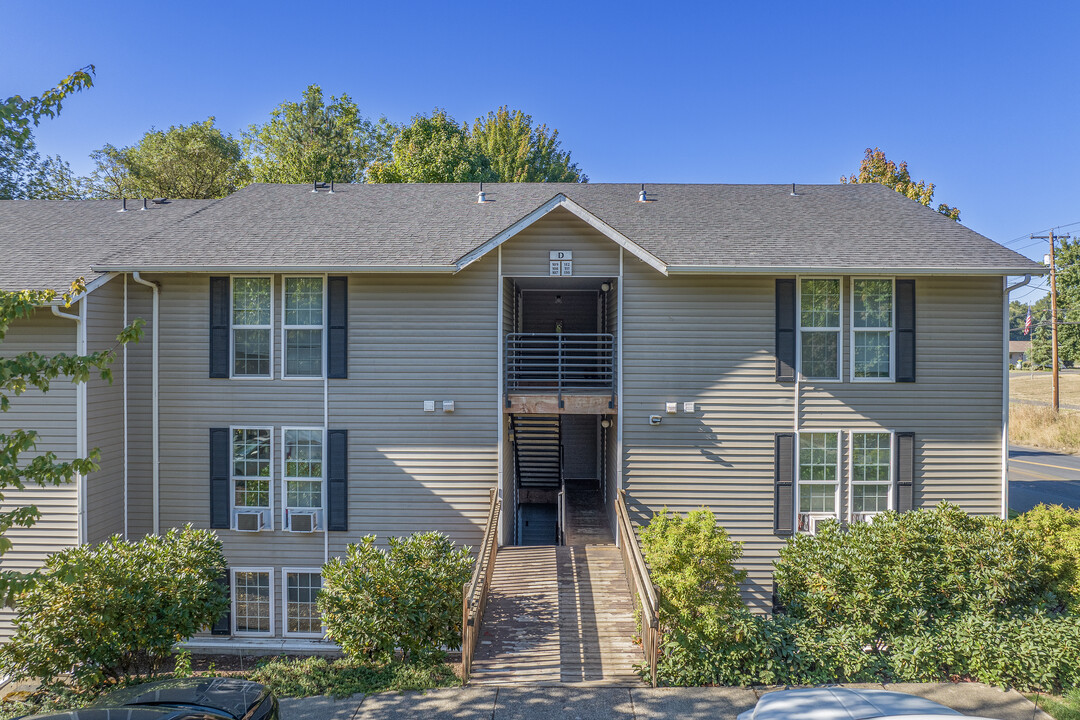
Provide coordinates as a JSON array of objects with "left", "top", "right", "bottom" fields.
[
  {"left": 841, "top": 147, "right": 960, "bottom": 221},
  {"left": 470, "top": 106, "right": 585, "bottom": 182},
  {"left": 86, "top": 118, "right": 250, "bottom": 199},
  {"left": 1, "top": 65, "right": 95, "bottom": 200},
  {"left": 0, "top": 280, "right": 142, "bottom": 605},
  {"left": 318, "top": 532, "right": 472, "bottom": 662},
  {"left": 367, "top": 109, "right": 493, "bottom": 184},
  {"left": 243, "top": 85, "right": 393, "bottom": 185},
  {"left": 0, "top": 526, "right": 228, "bottom": 687}
]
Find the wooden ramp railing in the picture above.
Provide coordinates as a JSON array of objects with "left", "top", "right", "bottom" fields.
[
  {"left": 616, "top": 489, "right": 660, "bottom": 687},
  {"left": 461, "top": 488, "right": 501, "bottom": 681}
]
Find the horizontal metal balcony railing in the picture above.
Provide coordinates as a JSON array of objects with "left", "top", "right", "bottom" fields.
[{"left": 504, "top": 332, "right": 615, "bottom": 408}]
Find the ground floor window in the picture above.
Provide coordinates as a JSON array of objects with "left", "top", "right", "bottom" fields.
[
  {"left": 797, "top": 431, "right": 840, "bottom": 532},
  {"left": 284, "top": 570, "right": 322, "bottom": 636},
  {"left": 850, "top": 431, "right": 892, "bottom": 520},
  {"left": 233, "top": 568, "right": 273, "bottom": 636}
]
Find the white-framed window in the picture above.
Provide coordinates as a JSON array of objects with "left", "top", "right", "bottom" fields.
[
  {"left": 283, "top": 568, "right": 323, "bottom": 637},
  {"left": 231, "top": 276, "right": 273, "bottom": 378},
  {"left": 232, "top": 568, "right": 274, "bottom": 636},
  {"left": 851, "top": 278, "right": 894, "bottom": 381},
  {"left": 283, "top": 276, "right": 325, "bottom": 378},
  {"left": 282, "top": 427, "right": 324, "bottom": 530},
  {"left": 232, "top": 426, "right": 273, "bottom": 515},
  {"left": 849, "top": 431, "right": 893, "bottom": 521},
  {"left": 797, "top": 430, "right": 841, "bottom": 532},
  {"left": 798, "top": 278, "right": 842, "bottom": 381}
]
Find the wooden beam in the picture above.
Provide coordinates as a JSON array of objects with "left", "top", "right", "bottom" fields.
[{"left": 504, "top": 394, "right": 617, "bottom": 415}]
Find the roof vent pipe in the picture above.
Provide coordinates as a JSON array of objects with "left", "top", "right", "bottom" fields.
[
  {"left": 312, "top": 180, "right": 318, "bottom": 193},
  {"left": 329, "top": 180, "right": 335, "bottom": 194},
  {"left": 477, "top": 182, "right": 487, "bottom": 204},
  {"left": 141, "top": 198, "right": 148, "bottom": 211},
  {"left": 790, "top": 183, "right": 798, "bottom": 197},
  {"left": 638, "top": 184, "right": 647, "bottom": 202},
  {"left": 118, "top": 198, "right": 127, "bottom": 213}
]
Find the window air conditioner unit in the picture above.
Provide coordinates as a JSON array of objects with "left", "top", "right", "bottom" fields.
[
  {"left": 234, "top": 509, "right": 268, "bottom": 532},
  {"left": 286, "top": 509, "right": 322, "bottom": 533}
]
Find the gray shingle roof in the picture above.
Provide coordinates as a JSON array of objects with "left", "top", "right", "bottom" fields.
[
  {"left": 0, "top": 198, "right": 213, "bottom": 292},
  {"left": 0, "top": 184, "right": 1044, "bottom": 293}
]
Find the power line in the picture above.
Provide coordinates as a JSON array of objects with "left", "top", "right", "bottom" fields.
[{"left": 1002, "top": 219, "right": 1080, "bottom": 248}]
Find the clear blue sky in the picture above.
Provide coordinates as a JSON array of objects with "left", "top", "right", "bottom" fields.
[{"left": 5, "top": 1, "right": 1076, "bottom": 302}]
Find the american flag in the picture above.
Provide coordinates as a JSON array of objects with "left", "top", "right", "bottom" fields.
[{"left": 1024, "top": 306, "right": 1033, "bottom": 335}]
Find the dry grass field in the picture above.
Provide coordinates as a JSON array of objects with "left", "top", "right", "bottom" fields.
[
  {"left": 1009, "top": 403, "right": 1080, "bottom": 454},
  {"left": 1009, "top": 370, "right": 1080, "bottom": 407}
]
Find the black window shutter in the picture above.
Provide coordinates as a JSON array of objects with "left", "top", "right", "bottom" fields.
[
  {"left": 209, "top": 277, "right": 230, "bottom": 378},
  {"left": 327, "top": 276, "right": 348, "bottom": 379},
  {"left": 774, "top": 432, "right": 795, "bottom": 534},
  {"left": 896, "top": 432, "right": 915, "bottom": 512},
  {"left": 775, "top": 279, "right": 796, "bottom": 382},
  {"left": 327, "top": 429, "right": 348, "bottom": 531},
  {"left": 211, "top": 571, "right": 231, "bottom": 635},
  {"left": 210, "top": 428, "right": 230, "bottom": 529},
  {"left": 896, "top": 279, "right": 916, "bottom": 382}
]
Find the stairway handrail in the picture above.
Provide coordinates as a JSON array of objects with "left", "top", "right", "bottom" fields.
[
  {"left": 616, "top": 488, "right": 660, "bottom": 687},
  {"left": 461, "top": 487, "right": 500, "bottom": 681}
]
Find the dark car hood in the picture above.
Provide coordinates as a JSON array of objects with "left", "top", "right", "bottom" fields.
[
  {"left": 92, "top": 678, "right": 269, "bottom": 720},
  {"left": 23, "top": 707, "right": 230, "bottom": 720}
]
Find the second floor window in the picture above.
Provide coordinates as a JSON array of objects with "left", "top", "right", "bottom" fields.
[
  {"left": 232, "top": 277, "right": 272, "bottom": 377},
  {"left": 800, "top": 278, "right": 841, "bottom": 380},
  {"left": 284, "top": 277, "right": 324, "bottom": 377},
  {"left": 852, "top": 279, "right": 894, "bottom": 380}
]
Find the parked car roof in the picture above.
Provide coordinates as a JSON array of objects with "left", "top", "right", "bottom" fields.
[{"left": 736, "top": 687, "right": 998, "bottom": 720}]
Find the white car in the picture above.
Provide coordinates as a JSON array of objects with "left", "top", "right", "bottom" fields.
[{"left": 737, "top": 687, "right": 1000, "bottom": 720}]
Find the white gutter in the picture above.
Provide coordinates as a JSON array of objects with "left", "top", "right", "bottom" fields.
[
  {"left": 1002, "top": 274, "right": 1033, "bottom": 518},
  {"left": 93, "top": 265, "right": 458, "bottom": 274},
  {"left": 131, "top": 272, "right": 161, "bottom": 535},
  {"left": 666, "top": 265, "right": 1048, "bottom": 276},
  {"left": 51, "top": 302, "right": 87, "bottom": 544}
]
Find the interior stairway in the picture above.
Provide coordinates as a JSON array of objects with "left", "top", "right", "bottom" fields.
[
  {"left": 510, "top": 414, "right": 561, "bottom": 489},
  {"left": 469, "top": 544, "right": 642, "bottom": 685}
]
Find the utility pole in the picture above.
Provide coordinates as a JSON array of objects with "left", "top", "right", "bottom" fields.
[{"left": 1032, "top": 231, "right": 1072, "bottom": 411}]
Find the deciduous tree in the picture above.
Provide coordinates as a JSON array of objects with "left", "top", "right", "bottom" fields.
[
  {"left": 841, "top": 147, "right": 960, "bottom": 221},
  {"left": 87, "top": 118, "right": 249, "bottom": 199},
  {"left": 470, "top": 106, "right": 585, "bottom": 183},
  {"left": 243, "top": 85, "right": 391, "bottom": 184},
  {"left": 367, "top": 108, "right": 493, "bottom": 184},
  {"left": 0, "top": 281, "right": 142, "bottom": 605}
]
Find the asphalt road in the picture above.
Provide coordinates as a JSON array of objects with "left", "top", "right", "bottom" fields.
[{"left": 1009, "top": 445, "right": 1080, "bottom": 513}]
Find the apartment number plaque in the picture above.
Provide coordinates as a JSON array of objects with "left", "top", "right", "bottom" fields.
[{"left": 549, "top": 250, "right": 573, "bottom": 276}]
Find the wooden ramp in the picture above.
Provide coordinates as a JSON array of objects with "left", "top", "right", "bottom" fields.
[{"left": 469, "top": 544, "right": 642, "bottom": 686}]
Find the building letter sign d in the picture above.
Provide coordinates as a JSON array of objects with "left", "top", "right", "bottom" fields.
[{"left": 549, "top": 250, "right": 573, "bottom": 276}]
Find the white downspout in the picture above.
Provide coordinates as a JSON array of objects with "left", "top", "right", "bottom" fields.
[
  {"left": 123, "top": 275, "right": 129, "bottom": 540},
  {"left": 52, "top": 302, "right": 86, "bottom": 545},
  {"left": 1002, "top": 274, "right": 1032, "bottom": 518},
  {"left": 131, "top": 272, "right": 160, "bottom": 535}
]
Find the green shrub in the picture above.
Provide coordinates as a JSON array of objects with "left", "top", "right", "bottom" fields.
[
  {"left": 1013, "top": 504, "right": 1080, "bottom": 609},
  {"left": 774, "top": 503, "right": 1057, "bottom": 635},
  {"left": 639, "top": 508, "right": 746, "bottom": 637},
  {"left": 246, "top": 655, "right": 459, "bottom": 698},
  {"left": 0, "top": 526, "right": 227, "bottom": 687},
  {"left": 318, "top": 532, "right": 472, "bottom": 662},
  {"left": 890, "top": 611, "right": 1080, "bottom": 692}
]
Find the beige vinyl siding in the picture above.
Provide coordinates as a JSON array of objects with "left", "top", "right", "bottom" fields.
[
  {"left": 0, "top": 310, "right": 79, "bottom": 642},
  {"left": 84, "top": 275, "right": 127, "bottom": 544},
  {"left": 144, "top": 261, "right": 498, "bottom": 637},
  {"left": 620, "top": 268, "right": 1005, "bottom": 610},
  {"left": 125, "top": 279, "right": 155, "bottom": 537},
  {"left": 499, "top": 207, "right": 621, "bottom": 277}
]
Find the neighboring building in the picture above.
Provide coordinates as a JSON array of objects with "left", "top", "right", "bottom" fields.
[
  {"left": 1009, "top": 340, "right": 1031, "bottom": 367},
  {"left": 0, "top": 183, "right": 1044, "bottom": 647}
]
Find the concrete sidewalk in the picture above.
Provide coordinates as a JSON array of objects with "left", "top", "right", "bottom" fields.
[{"left": 278, "top": 682, "right": 1055, "bottom": 719}]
